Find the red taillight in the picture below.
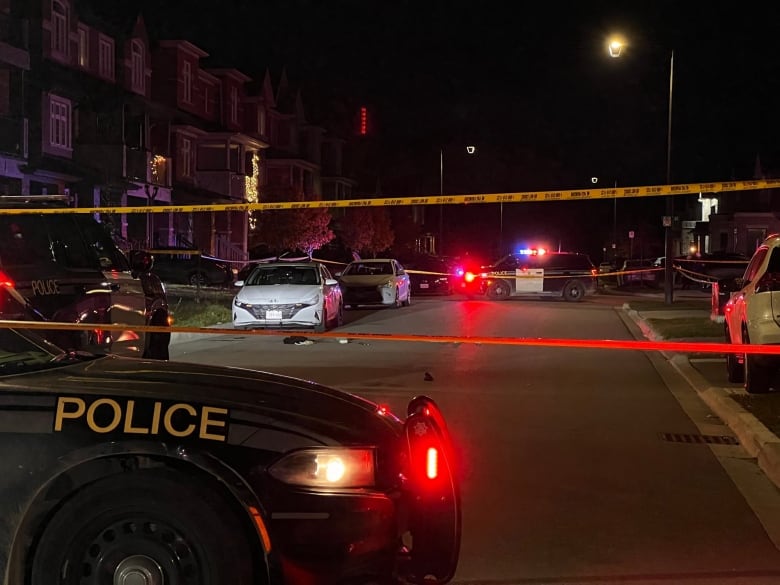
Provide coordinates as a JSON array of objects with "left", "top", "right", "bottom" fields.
[
  {"left": 0, "top": 271, "right": 14, "bottom": 288},
  {"left": 426, "top": 447, "right": 439, "bottom": 479},
  {"left": 464, "top": 272, "right": 476, "bottom": 283}
]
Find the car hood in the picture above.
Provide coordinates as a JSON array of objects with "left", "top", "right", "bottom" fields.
[
  {"left": 13, "top": 355, "right": 402, "bottom": 445},
  {"left": 235, "top": 284, "right": 321, "bottom": 304},
  {"left": 338, "top": 274, "right": 395, "bottom": 286}
]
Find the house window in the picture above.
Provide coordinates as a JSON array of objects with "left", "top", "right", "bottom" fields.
[
  {"left": 98, "top": 36, "right": 114, "bottom": 79},
  {"left": 180, "top": 137, "right": 192, "bottom": 177},
  {"left": 230, "top": 86, "right": 238, "bottom": 124},
  {"left": 77, "top": 26, "right": 88, "bottom": 67},
  {"left": 51, "top": 1, "right": 68, "bottom": 56},
  {"left": 257, "top": 107, "right": 266, "bottom": 135},
  {"left": 183, "top": 61, "right": 192, "bottom": 103},
  {"left": 49, "top": 95, "right": 71, "bottom": 149},
  {"left": 131, "top": 40, "right": 144, "bottom": 92}
]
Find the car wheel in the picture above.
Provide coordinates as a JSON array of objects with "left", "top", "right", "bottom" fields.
[
  {"left": 393, "top": 288, "right": 402, "bottom": 309},
  {"left": 487, "top": 280, "right": 510, "bottom": 300},
  {"left": 403, "top": 288, "right": 411, "bottom": 307},
  {"left": 562, "top": 280, "right": 586, "bottom": 302},
  {"left": 189, "top": 272, "right": 208, "bottom": 286},
  {"left": 724, "top": 326, "right": 744, "bottom": 383},
  {"left": 315, "top": 307, "right": 328, "bottom": 332},
  {"left": 30, "top": 469, "right": 255, "bottom": 585},
  {"left": 744, "top": 328, "right": 772, "bottom": 394},
  {"left": 334, "top": 303, "right": 344, "bottom": 327}
]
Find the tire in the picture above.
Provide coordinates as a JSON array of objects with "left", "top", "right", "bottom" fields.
[
  {"left": 315, "top": 307, "right": 328, "bottom": 332},
  {"left": 743, "top": 328, "right": 772, "bottom": 394},
  {"left": 403, "top": 288, "right": 412, "bottom": 307},
  {"left": 392, "top": 288, "right": 402, "bottom": 309},
  {"left": 31, "top": 469, "right": 254, "bottom": 585},
  {"left": 334, "top": 303, "right": 344, "bottom": 327},
  {"left": 562, "top": 280, "right": 586, "bottom": 302},
  {"left": 189, "top": 272, "right": 208, "bottom": 286},
  {"left": 487, "top": 280, "right": 510, "bottom": 300},
  {"left": 724, "top": 326, "right": 744, "bottom": 383}
]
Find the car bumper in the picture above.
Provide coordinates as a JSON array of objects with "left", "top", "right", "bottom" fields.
[
  {"left": 233, "top": 303, "right": 323, "bottom": 328},
  {"left": 343, "top": 286, "right": 397, "bottom": 306}
]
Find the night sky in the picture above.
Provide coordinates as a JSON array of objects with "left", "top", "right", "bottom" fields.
[{"left": 86, "top": 0, "right": 780, "bottom": 259}]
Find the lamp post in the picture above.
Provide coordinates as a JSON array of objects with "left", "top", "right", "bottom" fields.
[
  {"left": 439, "top": 145, "right": 477, "bottom": 256},
  {"left": 608, "top": 38, "right": 675, "bottom": 304}
]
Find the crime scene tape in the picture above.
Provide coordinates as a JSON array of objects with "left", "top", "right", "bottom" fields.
[
  {"left": 0, "top": 319, "right": 773, "bottom": 356},
  {"left": 4, "top": 178, "right": 780, "bottom": 214}
]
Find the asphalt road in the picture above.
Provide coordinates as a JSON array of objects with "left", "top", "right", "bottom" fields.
[{"left": 170, "top": 294, "right": 780, "bottom": 585}]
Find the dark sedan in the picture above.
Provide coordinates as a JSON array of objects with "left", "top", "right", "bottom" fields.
[
  {"left": 0, "top": 326, "right": 461, "bottom": 585},
  {"left": 406, "top": 255, "right": 455, "bottom": 295},
  {"left": 150, "top": 248, "right": 234, "bottom": 287}
]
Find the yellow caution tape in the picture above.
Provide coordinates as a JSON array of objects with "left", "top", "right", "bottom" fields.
[{"left": 4, "top": 178, "right": 779, "bottom": 214}]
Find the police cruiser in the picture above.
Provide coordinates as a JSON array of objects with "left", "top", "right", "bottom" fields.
[
  {"left": 0, "top": 326, "right": 460, "bottom": 585},
  {"left": 476, "top": 249, "right": 599, "bottom": 302}
]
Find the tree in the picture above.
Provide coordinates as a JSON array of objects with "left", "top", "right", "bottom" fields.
[
  {"left": 253, "top": 208, "right": 334, "bottom": 256},
  {"left": 337, "top": 207, "right": 395, "bottom": 258}
]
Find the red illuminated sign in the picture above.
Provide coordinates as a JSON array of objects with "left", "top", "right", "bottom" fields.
[{"left": 360, "top": 107, "right": 367, "bottom": 135}]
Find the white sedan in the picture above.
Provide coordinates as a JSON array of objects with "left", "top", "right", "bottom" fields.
[
  {"left": 337, "top": 259, "right": 411, "bottom": 309},
  {"left": 232, "top": 262, "right": 343, "bottom": 331}
]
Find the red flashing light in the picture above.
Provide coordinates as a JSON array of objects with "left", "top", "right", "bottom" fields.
[
  {"left": 360, "top": 107, "right": 367, "bottom": 135},
  {"left": 426, "top": 447, "right": 438, "bottom": 479},
  {"left": 537, "top": 248, "right": 547, "bottom": 255},
  {"left": 464, "top": 271, "right": 476, "bottom": 283},
  {"left": 0, "top": 271, "right": 14, "bottom": 288}
]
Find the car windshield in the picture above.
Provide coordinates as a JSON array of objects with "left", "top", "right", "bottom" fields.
[
  {"left": 343, "top": 262, "right": 393, "bottom": 276},
  {"left": 0, "top": 328, "right": 96, "bottom": 374},
  {"left": 246, "top": 265, "right": 320, "bottom": 285}
]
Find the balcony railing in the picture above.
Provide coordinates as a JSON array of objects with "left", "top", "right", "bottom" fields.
[{"left": 0, "top": 116, "right": 27, "bottom": 158}]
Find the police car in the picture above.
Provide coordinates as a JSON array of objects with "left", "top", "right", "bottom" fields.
[
  {"left": 475, "top": 249, "right": 598, "bottom": 301},
  {"left": 0, "top": 196, "right": 170, "bottom": 359},
  {"left": 0, "top": 326, "right": 460, "bottom": 585}
]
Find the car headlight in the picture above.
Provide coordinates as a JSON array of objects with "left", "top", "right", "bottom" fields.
[
  {"left": 300, "top": 294, "right": 320, "bottom": 306},
  {"left": 380, "top": 279, "right": 395, "bottom": 288},
  {"left": 234, "top": 298, "right": 253, "bottom": 309},
  {"left": 269, "top": 447, "right": 375, "bottom": 488}
]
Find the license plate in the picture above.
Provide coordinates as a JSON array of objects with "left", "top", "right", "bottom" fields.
[
  {"left": 265, "top": 310, "right": 283, "bottom": 320},
  {"left": 420, "top": 283, "right": 430, "bottom": 289}
]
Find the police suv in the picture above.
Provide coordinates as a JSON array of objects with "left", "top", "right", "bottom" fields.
[
  {"left": 0, "top": 326, "right": 460, "bottom": 585},
  {"left": 476, "top": 249, "right": 598, "bottom": 302},
  {"left": 0, "top": 195, "right": 170, "bottom": 359}
]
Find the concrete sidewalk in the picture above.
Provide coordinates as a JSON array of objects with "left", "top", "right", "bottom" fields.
[{"left": 621, "top": 305, "right": 780, "bottom": 491}]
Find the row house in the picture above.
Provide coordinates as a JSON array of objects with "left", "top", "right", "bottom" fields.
[{"left": 2, "top": 0, "right": 357, "bottom": 262}]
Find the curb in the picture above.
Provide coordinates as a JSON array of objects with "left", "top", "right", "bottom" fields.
[{"left": 620, "top": 306, "right": 780, "bottom": 491}]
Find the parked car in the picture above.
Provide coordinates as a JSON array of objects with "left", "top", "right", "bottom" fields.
[
  {"left": 617, "top": 259, "right": 659, "bottom": 287},
  {"left": 232, "top": 261, "right": 343, "bottom": 331},
  {"left": 405, "top": 255, "right": 455, "bottom": 295},
  {"left": 723, "top": 234, "right": 780, "bottom": 393},
  {"left": 337, "top": 259, "right": 412, "bottom": 308},
  {"left": 150, "top": 248, "right": 234, "bottom": 287}
]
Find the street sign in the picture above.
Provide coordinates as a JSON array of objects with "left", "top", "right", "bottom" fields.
[
  {"left": 662, "top": 216, "right": 672, "bottom": 227},
  {"left": 628, "top": 230, "right": 635, "bottom": 239}
]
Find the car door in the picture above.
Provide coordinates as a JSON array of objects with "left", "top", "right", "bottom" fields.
[
  {"left": 730, "top": 246, "right": 768, "bottom": 343},
  {"left": 395, "top": 261, "right": 410, "bottom": 299},
  {"left": 320, "top": 264, "right": 340, "bottom": 316}
]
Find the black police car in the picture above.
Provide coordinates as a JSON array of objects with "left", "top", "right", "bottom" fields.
[
  {"left": 0, "top": 196, "right": 170, "bottom": 359},
  {"left": 476, "top": 249, "right": 598, "bottom": 302},
  {"left": 0, "top": 326, "right": 460, "bottom": 585}
]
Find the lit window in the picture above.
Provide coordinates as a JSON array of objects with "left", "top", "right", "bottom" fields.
[
  {"left": 131, "top": 40, "right": 144, "bottom": 93},
  {"left": 98, "top": 36, "right": 114, "bottom": 80},
  {"left": 180, "top": 137, "right": 192, "bottom": 177},
  {"left": 77, "top": 26, "right": 88, "bottom": 67},
  {"left": 230, "top": 86, "right": 238, "bottom": 124},
  {"left": 183, "top": 62, "right": 192, "bottom": 103},
  {"left": 49, "top": 95, "right": 71, "bottom": 150},
  {"left": 51, "top": 1, "right": 68, "bottom": 56}
]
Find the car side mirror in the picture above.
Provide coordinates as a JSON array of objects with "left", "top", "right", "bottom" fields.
[
  {"left": 334, "top": 271, "right": 342, "bottom": 277},
  {"left": 324, "top": 278, "right": 338, "bottom": 286},
  {"left": 129, "top": 250, "right": 154, "bottom": 275},
  {"left": 234, "top": 280, "right": 245, "bottom": 287}
]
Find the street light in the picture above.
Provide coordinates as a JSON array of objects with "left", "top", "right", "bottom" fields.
[
  {"left": 439, "top": 145, "right": 477, "bottom": 255},
  {"left": 607, "top": 36, "right": 675, "bottom": 304}
]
